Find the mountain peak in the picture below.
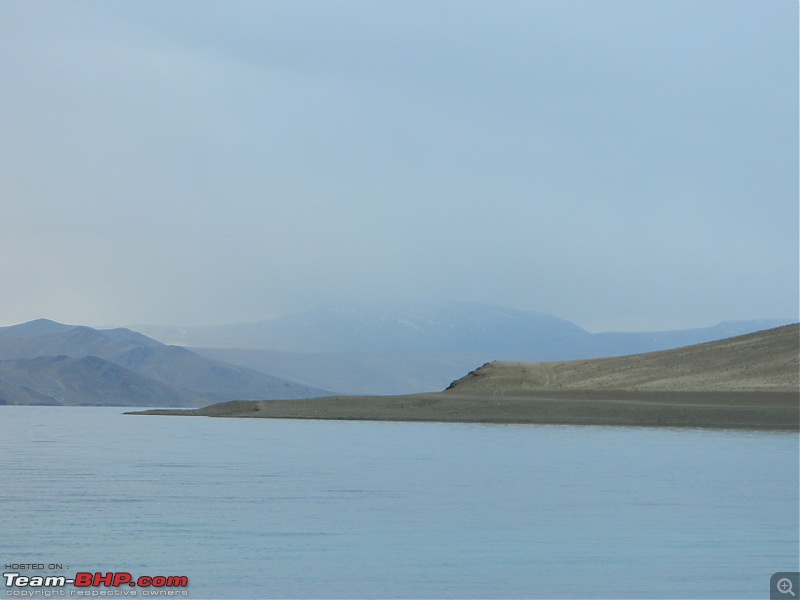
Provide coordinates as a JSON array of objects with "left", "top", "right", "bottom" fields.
[{"left": 0, "top": 318, "right": 74, "bottom": 339}]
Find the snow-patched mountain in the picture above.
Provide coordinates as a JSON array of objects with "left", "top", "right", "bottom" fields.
[{"left": 137, "top": 302, "right": 599, "bottom": 355}]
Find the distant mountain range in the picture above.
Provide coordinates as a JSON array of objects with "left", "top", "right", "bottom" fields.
[
  {"left": 1, "top": 303, "right": 794, "bottom": 406},
  {"left": 0, "top": 319, "right": 330, "bottom": 406},
  {"left": 136, "top": 302, "right": 595, "bottom": 354},
  {"left": 133, "top": 302, "right": 795, "bottom": 395}
]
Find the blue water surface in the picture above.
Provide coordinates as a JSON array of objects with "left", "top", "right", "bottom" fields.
[{"left": 1, "top": 406, "right": 797, "bottom": 599}]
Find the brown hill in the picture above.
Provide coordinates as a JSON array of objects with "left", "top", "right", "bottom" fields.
[{"left": 446, "top": 324, "right": 799, "bottom": 394}]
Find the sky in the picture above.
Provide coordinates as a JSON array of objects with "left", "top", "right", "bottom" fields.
[{"left": 0, "top": 0, "right": 797, "bottom": 332}]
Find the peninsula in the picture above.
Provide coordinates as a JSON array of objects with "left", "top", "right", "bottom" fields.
[{"left": 129, "top": 324, "right": 800, "bottom": 430}]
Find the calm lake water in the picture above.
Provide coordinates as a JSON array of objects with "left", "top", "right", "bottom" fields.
[{"left": 1, "top": 406, "right": 797, "bottom": 599}]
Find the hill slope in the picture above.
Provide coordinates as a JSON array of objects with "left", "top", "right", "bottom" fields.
[
  {"left": 446, "top": 324, "right": 800, "bottom": 394},
  {"left": 0, "top": 355, "right": 208, "bottom": 407},
  {"left": 0, "top": 320, "right": 330, "bottom": 406}
]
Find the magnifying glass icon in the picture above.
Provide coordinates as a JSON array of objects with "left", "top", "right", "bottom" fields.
[{"left": 777, "top": 578, "right": 796, "bottom": 597}]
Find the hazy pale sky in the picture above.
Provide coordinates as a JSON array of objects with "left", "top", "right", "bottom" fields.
[{"left": 1, "top": 0, "right": 797, "bottom": 331}]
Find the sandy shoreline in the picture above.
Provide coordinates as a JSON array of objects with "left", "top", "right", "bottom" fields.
[{"left": 128, "top": 390, "right": 800, "bottom": 431}]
